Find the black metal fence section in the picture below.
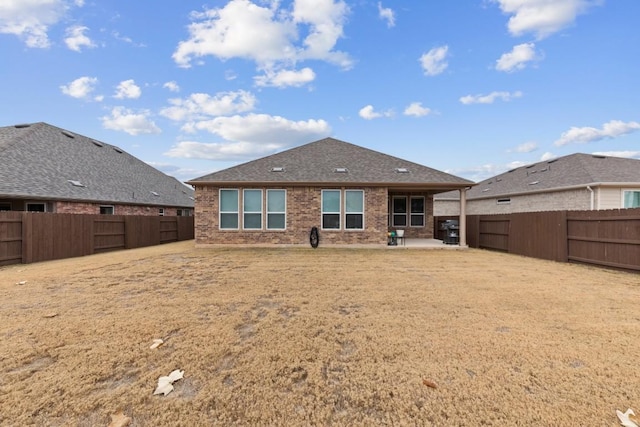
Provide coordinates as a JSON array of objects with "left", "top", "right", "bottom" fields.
[{"left": 0, "top": 212, "right": 194, "bottom": 266}]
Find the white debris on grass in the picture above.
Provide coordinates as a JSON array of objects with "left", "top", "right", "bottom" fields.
[
  {"left": 153, "top": 369, "right": 184, "bottom": 396},
  {"left": 617, "top": 409, "right": 638, "bottom": 427},
  {"left": 149, "top": 339, "right": 164, "bottom": 349}
]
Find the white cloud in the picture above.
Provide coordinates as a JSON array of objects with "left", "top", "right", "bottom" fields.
[
  {"left": 460, "top": 90, "right": 523, "bottom": 105},
  {"left": 114, "top": 79, "right": 142, "bottom": 99},
  {"left": 165, "top": 113, "right": 331, "bottom": 161},
  {"left": 60, "top": 76, "right": 99, "bottom": 99},
  {"left": 186, "top": 113, "right": 330, "bottom": 143},
  {"left": 492, "top": 0, "right": 599, "bottom": 39},
  {"left": 359, "top": 105, "right": 393, "bottom": 120},
  {"left": 592, "top": 151, "right": 640, "bottom": 159},
  {"left": 163, "top": 81, "right": 180, "bottom": 92},
  {"left": 165, "top": 140, "right": 283, "bottom": 161},
  {"left": 0, "top": 0, "right": 76, "bottom": 48},
  {"left": 64, "top": 25, "right": 94, "bottom": 51},
  {"left": 420, "top": 45, "right": 449, "bottom": 76},
  {"left": 173, "top": 0, "right": 352, "bottom": 71},
  {"left": 554, "top": 120, "right": 640, "bottom": 146},
  {"left": 160, "top": 90, "right": 257, "bottom": 122},
  {"left": 511, "top": 141, "right": 538, "bottom": 153},
  {"left": 403, "top": 102, "right": 431, "bottom": 117},
  {"left": 496, "top": 43, "right": 538, "bottom": 72},
  {"left": 254, "top": 67, "right": 316, "bottom": 88},
  {"left": 540, "top": 151, "right": 556, "bottom": 161},
  {"left": 101, "top": 107, "right": 161, "bottom": 135},
  {"left": 378, "top": 2, "right": 395, "bottom": 28}
]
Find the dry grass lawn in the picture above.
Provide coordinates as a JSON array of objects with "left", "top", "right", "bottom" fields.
[{"left": 1, "top": 241, "right": 639, "bottom": 426}]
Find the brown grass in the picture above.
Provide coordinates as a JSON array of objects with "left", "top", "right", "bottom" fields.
[{"left": 1, "top": 241, "right": 638, "bottom": 426}]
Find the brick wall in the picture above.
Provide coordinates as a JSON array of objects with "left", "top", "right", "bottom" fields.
[
  {"left": 195, "top": 185, "right": 398, "bottom": 246},
  {"left": 54, "top": 201, "right": 180, "bottom": 216}
]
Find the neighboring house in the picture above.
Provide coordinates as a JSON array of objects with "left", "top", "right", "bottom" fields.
[
  {"left": 435, "top": 153, "right": 640, "bottom": 216},
  {"left": 188, "top": 137, "right": 473, "bottom": 246},
  {"left": 0, "top": 122, "right": 194, "bottom": 216}
]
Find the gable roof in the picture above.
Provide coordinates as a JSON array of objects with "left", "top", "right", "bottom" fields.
[
  {"left": 437, "top": 153, "right": 640, "bottom": 200},
  {"left": 0, "top": 122, "right": 194, "bottom": 207},
  {"left": 188, "top": 137, "right": 473, "bottom": 189}
]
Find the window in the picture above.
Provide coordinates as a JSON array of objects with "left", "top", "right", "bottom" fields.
[
  {"left": 392, "top": 196, "right": 407, "bottom": 227},
  {"left": 322, "top": 190, "right": 341, "bottom": 229},
  {"left": 26, "top": 202, "right": 46, "bottom": 212},
  {"left": 267, "top": 190, "right": 286, "bottom": 230},
  {"left": 497, "top": 198, "right": 511, "bottom": 205},
  {"left": 410, "top": 197, "right": 425, "bottom": 227},
  {"left": 100, "top": 205, "right": 114, "bottom": 215},
  {"left": 220, "top": 189, "right": 239, "bottom": 229},
  {"left": 158, "top": 208, "right": 165, "bottom": 216},
  {"left": 623, "top": 190, "right": 640, "bottom": 208},
  {"left": 177, "top": 209, "right": 191, "bottom": 217},
  {"left": 243, "top": 189, "right": 262, "bottom": 229},
  {"left": 0, "top": 202, "right": 11, "bottom": 211},
  {"left": 345, "top": 190, "right": 364, "bottom": 229}
]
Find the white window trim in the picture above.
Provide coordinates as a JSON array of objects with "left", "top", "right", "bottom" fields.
[
  {"left": 266, "top": 189, "right": 287, "bottom": 231},
  {"left": 158, "top": 208, "right": 165, "bottom": 216},
  {"left": 391, "top": 196, "right": 407, "bottom": 228},
  {"left": 243, "top": 189, "right": 263, "bottom": 230},
  {"left": 622, "top": 189, "right": 640, "bottom": 208},
  {"left": 100, "top": 205, "right": 115, "bottom": 215},
  {"left": 409, "top": 196, "right": 425, "bottom": 228},
  {"left": 26, "top": 201, "right": 47, "bottom": 212},
  {"left": 321, "top": 189, "right": 342, "bottom": 230},
  {"left": 219, "top": 188, "right": 239, "bottom": 230},
  {"left": 345, "top": 189, "right": 365, "bottom": 231}
]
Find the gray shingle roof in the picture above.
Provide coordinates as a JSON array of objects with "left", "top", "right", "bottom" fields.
[
  {"left": 188, "top": 137, "right": 473, "bottom": 189},
  {"left": 0, "top": 122, "right": 194, "bottom": 207},
  {"left": 437, "top": 153, "right": 640, "bottom": 200}
]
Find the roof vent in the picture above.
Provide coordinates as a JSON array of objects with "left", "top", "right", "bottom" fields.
[
  {"left": 271, "top": 167, "right": 284, "bottom": 172},
  {"left": 61, "top": 130, "right": 75, "bottom": 139},
  {"left": 395, "top": 167, "right": 409, "bottom": 173},
  {"left": 14, "top": 123, "right": 31, "bottom": 129},
  {"left": 334, "top": 167, "right": 348, "bottom": 173},
  {"left": 113, "top": 147, "right": 123, "bottom": 153},
  {"left": 91, "top": 139, "right": 104, "bottom": 147},
  {"left": 68, "top": 180, "right": 85, "bottom": 187},
  {"left": 189, "top": 197, "right": 195, "bottom": 201},
  {"left": 526, "top": 164, "right": 535, "bottom": 169},
  {"left": 529, "top": 181, "right": 540, "bottom": 185},
  {"left": 592, "top": 155, "right": 606, "bottom": 159},
  {"left": 151, "top": 191, "right": 160, "bottom": 196},
  {"left": 547, "top": 159, "right": 558, "bottom": 164},
  {"left": 482, "top": 188, "right": 490, "bottom": 192}
]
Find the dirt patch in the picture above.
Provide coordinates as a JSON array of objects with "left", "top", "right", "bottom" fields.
[{"left": 1, "top": 241, "right": 638, "bottom": 425}]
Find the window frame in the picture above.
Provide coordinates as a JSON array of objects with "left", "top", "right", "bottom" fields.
[
  {"left": 266, "top": 189, "right": 287, "bottom": 230},
  {"left": 100, "top": 205, "right": 114, "bottom": 215},
  {"left": 26, "top": 202, "right": 46, "bottom": 212},
  {"left": 0, "top": 202, "right": 11, "bottom": 211},
  {"left": 243, "top": 189, "right": 263, "bottom": 230},
  {"left": 321, "top": 189, "right": 341, "bottom": 230},
  {"left": 409, "top": 196, "right": 425, "bottom": 228},
  {"left": 219, "top": 189, "right": 239, "bottom": 230},
  {"left": 622, "top": 189, "right": 640, "bottom": 208},
  {"left": 391, "top": 196, "right": 407, "bottom": 227},
  {"left": 345, "top": 189, "right": 364, "bottom": 230}
]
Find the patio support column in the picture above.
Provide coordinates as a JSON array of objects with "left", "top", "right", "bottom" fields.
[{"left": 459, "top": 188, "right": 467, "bottom": 247}]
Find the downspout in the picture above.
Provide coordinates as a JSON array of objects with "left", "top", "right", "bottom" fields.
[{"left": 586, "top": 185, "right": 594, "bottom": 210}]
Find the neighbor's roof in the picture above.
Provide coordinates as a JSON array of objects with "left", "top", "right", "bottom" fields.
[
  {"left": 436, "top": 153, "right": 640, "bottom": 201},
  {"left": 188, "top": 137, "right": 473, "bottom": 189},
  {"left": 0, "top": 122, "right": 194, "bottom": 207}
]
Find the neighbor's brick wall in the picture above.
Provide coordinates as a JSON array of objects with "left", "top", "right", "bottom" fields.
[
  {"left": 466, "top": 188, "right": 591, "bottom": 215},
  {"left": 54, "top": 201, "right": 179, "bottom": 216},
  {"left": 194, "top": 185, "right": 392, "bottom": 245}
]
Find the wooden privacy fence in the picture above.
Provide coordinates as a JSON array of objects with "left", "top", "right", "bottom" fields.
[
  {"left": 436, "top": 208, "right": 640, "bottom": 272},
  {"left": 0, "top": 212, "right": 194, "bottom": 266}
]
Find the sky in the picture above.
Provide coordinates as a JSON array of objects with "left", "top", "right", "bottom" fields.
[{"left": 1, "top": 0, "right": 639, "bottom": 183}]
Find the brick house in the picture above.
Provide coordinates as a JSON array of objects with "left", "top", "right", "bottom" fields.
[
  {"left": 434, "top": 153, "right": 640, "bottom": 216},
  {"left": 0, "top": 122, "right": 194, "bottom": 216},
  {"left": 188, "top": 137, "right": 473, "bottom": 246}
]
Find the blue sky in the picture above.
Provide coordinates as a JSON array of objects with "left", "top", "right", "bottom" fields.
[{"left": 2, "top": 0, "right": 639, "bottom": 183}]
